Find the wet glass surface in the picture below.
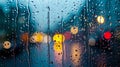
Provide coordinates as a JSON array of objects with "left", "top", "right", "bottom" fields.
[{"left": 0, "top": 0, "right": 119, "bottom": 67}]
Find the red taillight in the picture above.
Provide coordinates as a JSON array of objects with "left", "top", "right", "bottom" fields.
[{"left": 104, "top": 31, "right": 112, "bottom": 40}]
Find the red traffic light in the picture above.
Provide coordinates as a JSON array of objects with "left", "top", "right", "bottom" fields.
[{"left": 103, "top": 31, "right": 112, "bottom": 40}]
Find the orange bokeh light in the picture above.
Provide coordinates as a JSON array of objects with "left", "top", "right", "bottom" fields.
[{"left": 21, "top": 33, "right": 29, "bottom": 43}]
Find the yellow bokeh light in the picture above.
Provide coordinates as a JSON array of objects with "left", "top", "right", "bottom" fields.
[
  {"left": 97, "top": 16, "right": 105, "bottom": 24},
  {"left": 53, "top": 43, "right": 62, "bottom": 52},
  {"left": 53, "top": 34, "right": 65, "bottom": 43},
  {"left": 30, "top": 32, "right": 43, "bottom": 43},
  {"left": 70, "top": 26, "right": 78, "bottom": 35},
  {"left": 3, "top": 41, "right": 11, "bottom": 49}
]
